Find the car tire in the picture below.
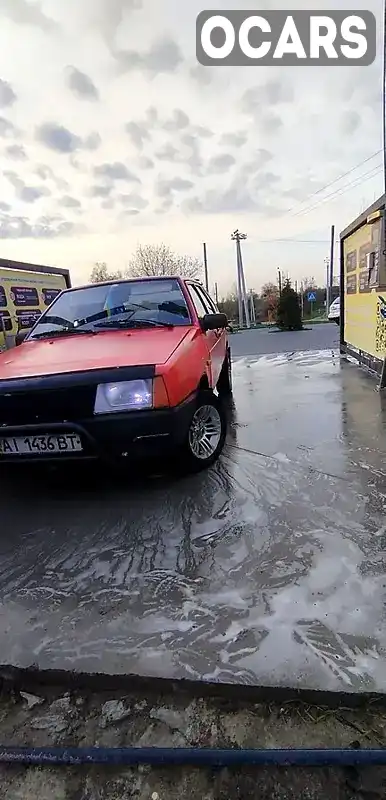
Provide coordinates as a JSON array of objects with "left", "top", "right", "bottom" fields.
[
  {"left": 335, "top": 318, "right": 340, "bottom": 325},
  {"left": 179, "top": 390, "right": 227, "bottom": 473},
  {"left": 217, "top": 348, "right": 233, "bottom": 396}
]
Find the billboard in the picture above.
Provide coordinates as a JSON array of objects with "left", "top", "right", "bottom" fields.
[
  {"left": 341, "top": 197, "right": 386, "bottom": 373},
  {"left": 0, "top": 267, "right": 67, "bottom": 348}
]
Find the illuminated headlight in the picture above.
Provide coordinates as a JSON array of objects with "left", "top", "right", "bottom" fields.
[{"left": 94, "top": 380, "right": 153, "bottom": 414}]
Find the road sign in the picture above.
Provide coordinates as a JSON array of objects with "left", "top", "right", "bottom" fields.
[{"left": 307, "top": 292, "right": 316, "bottom": 302}]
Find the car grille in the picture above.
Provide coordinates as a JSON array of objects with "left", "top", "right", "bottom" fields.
[{"left": 0, "top": 384, "right": 97, "bottom": 426}]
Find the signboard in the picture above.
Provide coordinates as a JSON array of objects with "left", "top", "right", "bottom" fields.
[
  {"left": 0, "top": 267, "right": 67, "bottom": 348},
  {"left": 307, "top": 291, "right": 316, "bottom": 302},
  {"left": 343, "top": 216, "right": 385, "bottom": 359}
]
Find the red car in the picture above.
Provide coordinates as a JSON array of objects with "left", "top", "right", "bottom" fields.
[{"left": 0, "top": 277, "right": 232, "bottom": 472}]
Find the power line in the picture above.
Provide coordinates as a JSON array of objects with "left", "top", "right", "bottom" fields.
[
  {"left": 284, "top": 149, "right": 383, "bottom": 216},
  {"left": 257, "top": 238, "right": 339, "bottom": 244},
  {"left": 291, "top": 164, "right": 383, "bottom": 218}
]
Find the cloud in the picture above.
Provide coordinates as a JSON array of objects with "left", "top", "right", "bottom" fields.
[
  {"left": 119, "top": 193, "right": 148, "bottom": 210},
  {"left": 189, "top": 65, "right": 213, "bottom": 87},
  {"left": 179, "top": 133, "right": 203, "bottom": 174},
  {"left": 59, "top": 195, "right": 81, "bottom": 208},
  {"left": 116, "top": 36, "right": 183, "bottom": 75},
  {"left": 90, "top": 184, "right": 112, "bottom": 198},
  {"left": 36, "top": 123, "right": 82, "bottom": 153},
  {"left": 155, "top": 177, "right": 193, "bottom": 198},
  {"left": 4, "top": 169, "right": 49, "bottom": 202},
  {"left": 0, "top": 79, "right": 16, "bottom": 108},
  {"left": 91, "top": 0, "right": 143, "bottom": 52},
  {"left": 125, "top": 121, "right": 150, "bottom": 150},
  {"left": 0, "top": 212, "right": 75, "bottom": 238},
  {"left": 220, "top": 132, "right": 248, "bottom": 148},
  {"left": 84, "top": 132, "right": 101, "bottom": 150},
  {"left": 5, "top": 144, "right": 27, "bottom": 160},
  {"left": 241, "top": 79, "right": 293, "bottom": 115},
  {"left": 207, "top": 153, "right": 236, "bottom": 174},
  {"left": 0, "top": 202, "right": 10, "bottom": 212},
  {"left": 101, "top": 198, "right": 115, "bottom": 210},
  {"left": 3, "top": 170, "right": 22, "bottom": 188},
  {"left": 138, "top": 156, "right": 154, "bottom": 170},
  {"left": 66, "top": 67, "right": 99, "bottom": 101},
  {"left": 163, "top": 109, "right": 190, "bottom": 131},
  {"left": 260, "top": 113, "right": 283, "bottom": 134},
  {"left": 182, "top": 167, "right": 281, "bottom": 215},
  {"left": 0, "top": 117, "right": 18, "bottom": 138},
  {"left": 36, "top": 122, "right": 100, "bottom": 153},
  {"left": 0, "top": 0, "right": 58, "bottom": 32},
  {"left": 94, "top": 162, "right": 140, "bottom": 182},
  {"left": 19, "top": 185, "right": 49, "bottom": 203},
  {"left": 155, "top": 143, "right": 179, "bottom": 161},
  {"left": 341, "top": 110, "right": 361, "bottom": 135},
  {"left": 35, "top": 164, "right": 54, "bottom": 180},
  {"left": 191, "top": 126, "right": 213, "bottom": 139}
]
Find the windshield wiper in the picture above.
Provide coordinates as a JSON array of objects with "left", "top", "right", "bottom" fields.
[
  {"left": 94, "top": 318, "right": 174, "bottom": 330},
  {"left": 30, "top": 328, "right": 96, "bottom": 340}
]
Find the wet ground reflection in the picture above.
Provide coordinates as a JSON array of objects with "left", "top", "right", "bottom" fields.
[{"left": 1, "top": 350, "right": 385, "bottom": 693}]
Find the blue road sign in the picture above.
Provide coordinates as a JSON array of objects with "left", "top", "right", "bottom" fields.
[{"left": 307, "top": 292, "right": 316, "bottom": 302}]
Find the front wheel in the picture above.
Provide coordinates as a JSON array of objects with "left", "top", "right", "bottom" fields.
[{"left": 179, "top": 391, "right": 227, "bottom": 473}]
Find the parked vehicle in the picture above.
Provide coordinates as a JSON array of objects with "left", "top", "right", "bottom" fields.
[
  {"left": 328, "top": 296, "right": 340, "bottom": 324},
  {"left": 0, "top": 277, "right": 231, "bottom": 472},
  {"left": 0, "top": 257, "right": 70, "bottom": 350}
]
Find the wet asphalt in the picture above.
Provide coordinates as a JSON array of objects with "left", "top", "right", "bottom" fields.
[{"left": 1, "top": 323, "right": 386, "bottom": 694}]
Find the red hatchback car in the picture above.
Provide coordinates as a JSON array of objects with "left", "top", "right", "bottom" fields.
[{"left": 0, "top": 277, "right": 232, "bottom": 472}]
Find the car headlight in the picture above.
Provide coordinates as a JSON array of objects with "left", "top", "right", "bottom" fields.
[{"left": 94, "top": 379, "right": 153, "bottom": 414}]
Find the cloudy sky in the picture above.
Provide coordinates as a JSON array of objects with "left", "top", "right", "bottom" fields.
[{"left": 0, "top": 0, "right": 383, "bottom": 296}]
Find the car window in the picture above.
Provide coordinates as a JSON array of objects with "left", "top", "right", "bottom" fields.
[
  {"left": 196, "top": 285, "right": 218, "bottom": 313},
  {"left": 28, "top": 278, "right": 191, "bottom": 337},
  {"left": 188, "top": 284, "right": 209, "bottom": 318}
]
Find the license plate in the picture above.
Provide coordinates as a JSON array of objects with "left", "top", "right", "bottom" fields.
[{"left": 0, "top": 433, "right": 83, "bottom": 456}]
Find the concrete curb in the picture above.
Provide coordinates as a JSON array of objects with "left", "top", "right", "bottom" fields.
[{"left": 1, "top": 665, "right": 386, "bottom": 710}]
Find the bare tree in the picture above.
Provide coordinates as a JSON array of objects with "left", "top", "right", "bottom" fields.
[
  {"left": 261, "top": 281, "right": 279, "bottom": 299},
  {"left": 90, "top": 262, "right": 122, "bottom": 283},
  {"left": 301, "top": 275, "right": 317, "bottom": 290},
  {"left": 126, "top": 244, "right": 203, "bottom": 280}
]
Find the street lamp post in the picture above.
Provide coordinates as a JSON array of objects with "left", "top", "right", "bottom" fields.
[{"left": 231, "top": 230, "right": 250, "bottom": 328}]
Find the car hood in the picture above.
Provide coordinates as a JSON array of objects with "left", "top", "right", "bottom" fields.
[{"left": 0, "top": 327, "right": 192, "bottom": 380}]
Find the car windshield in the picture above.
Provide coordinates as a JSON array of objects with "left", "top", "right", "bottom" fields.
[{"left": 28, "top": 278, "right": 191, "bottom": 338}]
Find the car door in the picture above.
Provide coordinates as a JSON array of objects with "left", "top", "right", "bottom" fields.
[
  {"left": 187, "top": 283, "right": 225, "bottom": 387},
  {"left": 196, "top": 284, "right": 227, "bottom": 384}
]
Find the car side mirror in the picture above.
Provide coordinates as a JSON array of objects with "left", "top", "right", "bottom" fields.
[
  {"left": 200, "top": 313, "right": 228, "bottom": 332},
  {"left": 15, "top": 330, "right": 28, "bottom": 346}
]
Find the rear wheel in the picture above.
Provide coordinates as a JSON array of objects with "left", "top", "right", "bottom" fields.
[
  {"left": 217, "top": 348, "right": 232, "bottom": 396},
  {"left": 180, "top": 391, "right": 227, "bottom": 472}
]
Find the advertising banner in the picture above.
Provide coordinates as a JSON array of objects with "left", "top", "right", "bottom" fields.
[{"left": 0, "top": 267, "right": 67, "bottom": 348}]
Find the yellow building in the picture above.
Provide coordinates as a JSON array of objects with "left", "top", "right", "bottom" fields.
[
  {"left": 340, "top": 194, "right": 386, "bottom": 377},
  {"left": 0, "top": 257, "right": 70, "bottom": 349}
]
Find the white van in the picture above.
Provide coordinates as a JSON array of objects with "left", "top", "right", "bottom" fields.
[{"left": 328, "top": 296, "right": 340, "bottom": 325}]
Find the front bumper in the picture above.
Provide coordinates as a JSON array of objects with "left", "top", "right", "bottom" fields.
[{"left": 0, "top": 394, "right": 197, "bottom": 464}]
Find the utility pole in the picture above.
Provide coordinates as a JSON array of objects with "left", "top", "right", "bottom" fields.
[
  {"left": 329, "top": 225, "right": 335, "bottom": 290},
  {"left": 203, "top": 243, "right": 209, "bottom": 292},
  {"left": 231, "top": 230, "right": 250, "bottom": 328},
  {"left": 277, "top": 268, "right": 282, "bottom": 296},
  {"left": 327, "top": 225, "right": 335, "bottom": 310},
  {"left": 214, "top": 282, "right": 219, "bottom": 305},
  {"left": 249, "top": 289, "right": 256, "bottom": 324},
  {"left": 324, "top": 256, "right": 330, "bottom": 310}
]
